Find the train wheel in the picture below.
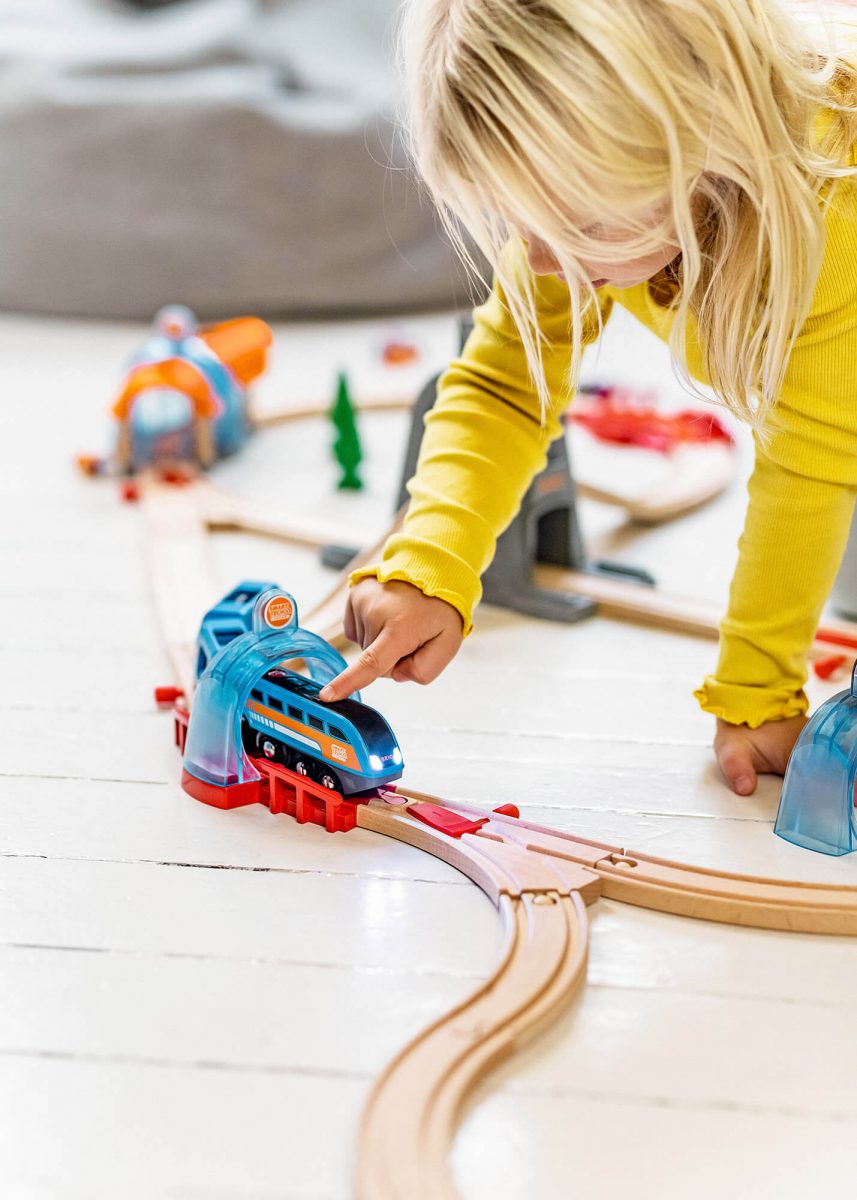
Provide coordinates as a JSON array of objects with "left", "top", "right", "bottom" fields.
[
  {"left": 260, "top": 737, "right": 280, "bottom": 760},
  {"left": 242, "top": 721, "right": 278, "bottom": 761},
  {"left": 241, "top": 721, "right": 288, "bottom": 766},
  {"left": 316, "top": 766, "right": 341, "bottom": 793},
  {"left": 293, "top": 756, "right": 311, "bottom": 776}
]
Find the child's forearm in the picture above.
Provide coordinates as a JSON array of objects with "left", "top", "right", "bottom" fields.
[
  {"left": 350, "top": 243, "right": 612, "bottom": 631},
  {"left": 351, "top": 384, "right": 560, "bottom": 632}
]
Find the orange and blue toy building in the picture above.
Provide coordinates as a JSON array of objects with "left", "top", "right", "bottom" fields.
[{"left": 111, "top": 305, "right": 272, "bottom": 473}]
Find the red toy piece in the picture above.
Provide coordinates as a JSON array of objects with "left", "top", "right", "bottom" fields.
[
  {"left": 493, "top": 803, "right": 520, "bottom": 818},
  {"left": 159, "top": 467, "right": 194, "bottom": 487},
  {"left": 569, "top": 385, "right": 734, "bottom": 454},
  {"left": 815, "top": 627, "right": 857, "bottom": 652},
  {"left": 812, "top": 653, "right": 850, "bottom": 681},
  {"left": 119, "top": 480, "right": 140, "bottom": 503},
  {"left": 409, "top": 802, "right": 490, "bottom": 839},
  {"left": 154, "top": 685, "right": 185, "bottom": 708},
  {"left": 181, "top": 755, "right": 364, "bottom": 834},
  {"left": 173, "top": 703, "right": 190, "bottom": 752},
  {"left": 381, "top": 339, "right": 420, "bottom": 367}
]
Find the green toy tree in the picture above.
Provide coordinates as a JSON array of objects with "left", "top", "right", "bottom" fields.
[{"left": 330, "top": 369, "right": 364, "bottom": 490}]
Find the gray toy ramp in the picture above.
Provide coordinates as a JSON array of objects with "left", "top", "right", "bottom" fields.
[{"left": 0, "top": 0, "right": 474, "bottom": 318}]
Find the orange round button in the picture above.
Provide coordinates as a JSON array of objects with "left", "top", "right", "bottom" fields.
[{"left": 263, "top": 595, "right": 294, "bottom": 629}]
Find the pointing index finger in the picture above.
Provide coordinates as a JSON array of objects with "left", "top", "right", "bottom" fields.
[{"left": 319, "top": 628, "right": 410, "bottom": 702}]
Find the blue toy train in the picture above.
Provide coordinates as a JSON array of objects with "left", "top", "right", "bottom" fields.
[
  {"left": 241, "top": 666, "right": 402, "bottom": 795},
  {"left": 192, "top": 581, "right": 403, "bottom": 798}
]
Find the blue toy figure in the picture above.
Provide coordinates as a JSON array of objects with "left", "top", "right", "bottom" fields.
[
  {"left": 774, "top": 661, "right": 857, "bottom": 856},
  {"left": 112, "top": 305, "right": 272, "bottom": 473},
  {"left": 182, "top": 583, "right": 404, "bottom": 805}
]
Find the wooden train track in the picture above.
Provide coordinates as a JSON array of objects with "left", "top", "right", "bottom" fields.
[
  {"left": 137, "top": 442, "right": 857, "bottom": 1200},
  {"left": 355, "top": 799, "right": 595, "bottom": 1200},
  {"left": 350, "top": 790, "right": 857, "bottom": 1198},
  {"left": 248, "top": 390, "right": 737, "bottom": 525},
  {"left": 140, "top": 472, "right": 857, "bottom": 686}
]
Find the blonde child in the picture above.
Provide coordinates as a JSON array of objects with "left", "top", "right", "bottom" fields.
[{"left": 319, "top": 0, "right": 857, "bottom": 797}]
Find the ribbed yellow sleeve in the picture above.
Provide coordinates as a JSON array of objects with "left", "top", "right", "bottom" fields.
[
  {"left": 350, "top": 245, "right": 613, "bottom": 634},
  {"left": 694, "top": 176, "right": 857, "bottom": 726},
  {"left": 349, "top": 167, "right": 857, "bottom": 730}
]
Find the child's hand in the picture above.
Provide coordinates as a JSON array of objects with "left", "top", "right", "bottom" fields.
[
  {"left": 713, "top": 715, "right": 808, "bottom": 795},
  {"left": 319, "top": 578, "right": 464, "bottom": 702}
]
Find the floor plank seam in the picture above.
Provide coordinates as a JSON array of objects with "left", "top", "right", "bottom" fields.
[
  {"left": 3, "top": 704, "right": 168, "bottom": 716},
  {"left": 0, "top": 771, "right": 169, "bottom": 786},
  {"left": 409, "top": 727, "right": 712, "bottom": 748},
  {"left": 0, "top": 850, "right": 472, "bottom": 887},
  {"left": 520, "top": 803, "right": 775, "bottom": 824},
  {"left": 494, "top": 1084, "right": 857, "bottom": 1122},
  {"left": 1, "top": 941, "right": 490, "bottom": 980},
  {"left": 0, "top": 1047, "right": 374, "bottom": 1082},
  {"left": 584, "top": 978, "right": 857, "bottom": 1010}
]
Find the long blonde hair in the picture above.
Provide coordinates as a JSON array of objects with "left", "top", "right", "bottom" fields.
[{"left": 399, "top": 0, "right": 857, "bottom": 426}]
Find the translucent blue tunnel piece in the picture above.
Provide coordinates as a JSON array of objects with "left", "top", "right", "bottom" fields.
[
  {"left": 774, "top": 662, "right": 857, "bottom": 856},
  {"left": 183, "top": 587, "right": 357, "bottom": 792}
]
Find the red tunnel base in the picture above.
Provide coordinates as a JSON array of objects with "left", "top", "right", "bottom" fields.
[
  {"left": 181, "top": 759, "right": 364, "bottom": 833},
  {"left": 181, "top": 770, "right": 260, "bottom": 810}
]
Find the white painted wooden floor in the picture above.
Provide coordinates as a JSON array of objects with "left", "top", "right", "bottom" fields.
[{"left": 1, "top": 303, "right": 856, "bottom": 1200}]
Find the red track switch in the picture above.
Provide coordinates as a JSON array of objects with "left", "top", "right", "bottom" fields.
[{"left": 409, "top": 802, "right": 489, "bottom": 839}]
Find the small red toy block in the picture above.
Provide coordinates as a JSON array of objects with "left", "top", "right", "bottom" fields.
[
  {"left": 813, "top": 653, "right": 849, "bottom": 681},
  {"left": 381, "top": 339, "right": 420, "bottom": 367},
  {"left": 493, "top": 804, "right": 520, "bottom": 818},
  {"left": 120, "top": 480, "right": 140, "bottom": 503},
  {"left": 154, "top": 685, "right": 185, "bottom": 708},
  {"left": 159, "top": 467, "right": 194, "bottom": 487},
  {"left": 409, "top": 802, "right": 490, "bottom": 839}
]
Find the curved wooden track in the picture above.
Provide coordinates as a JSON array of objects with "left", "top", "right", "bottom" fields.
[
  {"left": 350, "top": 789, "right": 857, "bottom": 1197},
  {"left": 357, "top": 892, "right": 588, "bottom": 1200},
  {"left": 383, "top": 789, "right": 857, "bottom": 937},
  {"left": 354, "top": 799, "right": 595, "bottom": 1200},
  {"left": 137, "top": 430, "right": 857, "bottom": 1200}
]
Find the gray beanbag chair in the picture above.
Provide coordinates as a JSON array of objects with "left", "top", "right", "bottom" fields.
[{"left": 0, "top": 0, "right": 473, "bottom": 317}]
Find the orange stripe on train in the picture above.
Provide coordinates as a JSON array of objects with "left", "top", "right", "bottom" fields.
[{"left": 246, "top": 700, "right": 362, "bottom": 772}]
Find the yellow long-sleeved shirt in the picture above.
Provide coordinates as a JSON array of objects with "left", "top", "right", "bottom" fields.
[{"left": 352, "top": 128, "right": 857, "bottom": 728}]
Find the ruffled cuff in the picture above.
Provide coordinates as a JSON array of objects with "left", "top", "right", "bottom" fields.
[
  {"left": 348, "top": 542, "right": 478, "bottom": 637},
  {"left": 693, "top": 676, "right": 809, "bottom": 728}
]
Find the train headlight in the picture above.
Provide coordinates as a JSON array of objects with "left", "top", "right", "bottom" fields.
[
  {"left": 369, "top": 754, "right": 383, "bottom": 772},
  {"left": 392, "top": 747, "right": 402, "bottom": 765}
]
